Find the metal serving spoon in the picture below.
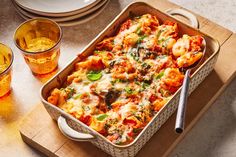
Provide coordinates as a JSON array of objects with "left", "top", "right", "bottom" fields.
[{"left": 175, "top": 37, "right": 206, "bottom": 133}]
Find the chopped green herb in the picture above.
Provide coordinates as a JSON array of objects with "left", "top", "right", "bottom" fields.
[
  {"left": 162, "top": 37, "right": 171, "bottom": 48},
  {"left": 104, "top": 123, "right": 110, "bottom": 130},
  {"left": 156, "top": 30, "right": 162, "bottom": 40},
  {"left": 133, "top": 128, "right": 142, "bottom": 133},
  {"left": 119, "top": 79, "right": 127, "bottom": 83},
  {"left": 134, "top": 16, "right": 141, "bottom": 19},
  {"left": 141, "top": 62, "right": 147, "bottom": 67},
  {"left": 143, "top": 79, "right": 152, "bottom": 84},
  {"left": 141, "top": 62, "right": 151, "bottom": 70},
  {"left": 158, "top": 38, "right": 165, "bottom": 45},
  {"left": 160, "top": 89, "right": 164, "bottom": 95},
  {"left": 140, "top": 82, "right": 150, "bottom": 91},
  {"left": 110, "top": 80, "right": 115, "bottom": 85},
  {"left": 129, "top": 48, "right": 139, "bottom": 61},
  {"left": 136, "top": 26, "right": 142, "bottom": 35},
  {"left": 156, "top": 28, "right": 167, "bottom": 40},
  {"left": 83, "top": 105, "right": 90, "bottom": 112},
  {"left": 135, "top": 81, "right": 141, "bottom": 85},
  {"left": 124, "top": 87, "right": 133, "bottom": 94},
  {"left": 143, "top": 82, "right": 151, "bottom": 87},
  {"left": 160, "top": 88, "right": 171, "bottom": 97},
  {"left": 96, "top": 114, "right": 108, "bottom": 121},
  {"left": 135, "top": 115, "right": 142, "bottom": 121},
  {"left": 83, "top": 81, "right": 90, "bottom": 85},
  {"left": 73, "top": 94, "right": 81, "bottom": 99},
  {"left": 87, "top": 70, "right": 103, "bottom": 81},
  {"left": 94, "top": 50, "right": 104, "bottom": 54},
  {"left": 115, "top": 140, "right": 123, "bottom": 145},
  {"left": 156, "top": 71, "right": 164, "bottom": 79},
  {"left": 137, "top": 35, "right": 147, "bottom": 44},
  {"left": 111, "top": 79, "right": 125, "bottom": 85},
  {"left": 66, "top": 87, "right": 76, "bottom": 99}
]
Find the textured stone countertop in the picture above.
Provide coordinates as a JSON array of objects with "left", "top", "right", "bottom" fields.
[{"left": 0, "top": 0, "right": 235, "bottom": 157}]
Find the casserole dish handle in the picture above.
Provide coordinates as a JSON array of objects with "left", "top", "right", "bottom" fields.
[
  {"left": 166, "top": 8, "right": 199, "bottom": 28},
  {"left": 58, "top": 116, "right": 95, "bottom": 141}
]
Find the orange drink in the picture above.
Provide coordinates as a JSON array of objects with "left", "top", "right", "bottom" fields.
[
  {"left": 14, "top": 18, "right": 62, "bottom": 75},
  {"left": 0, "top": 43, "right": 13, "bottom": 97}
]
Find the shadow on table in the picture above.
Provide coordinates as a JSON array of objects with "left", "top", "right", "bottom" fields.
[
  {"left": 32, "top": 67, "right": 60, "bottom": 84},
  {"left": 0, "top": 91, "right": 21, "bottom": 123},
  {"left": 168, "top": 77, "right": 236, "bottom": 157}
]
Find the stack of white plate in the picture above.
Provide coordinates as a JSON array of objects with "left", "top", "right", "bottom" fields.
[{"left": 12, "top": 0, "right": 110, "bottom": 26}]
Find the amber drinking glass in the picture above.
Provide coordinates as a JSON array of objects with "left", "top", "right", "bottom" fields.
[
  {"left": 0, "top": 43, "right": 13, "bottom": 97},
  {"left": 14, "top": 18, "right": 62, "bottom": 75}
]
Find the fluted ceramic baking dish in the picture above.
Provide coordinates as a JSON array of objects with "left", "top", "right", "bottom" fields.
[{"left": 40, "top": 2, "right": 220, "bottom": 157}]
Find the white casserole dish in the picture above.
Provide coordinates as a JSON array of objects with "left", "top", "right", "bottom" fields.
[{"left": 41, "top": 2, "right": 220, "bottom": 157}]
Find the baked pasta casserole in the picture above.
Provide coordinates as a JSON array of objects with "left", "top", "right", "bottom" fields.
[{"left": 48, "top": 14, "right": 204, "bottom": 145}]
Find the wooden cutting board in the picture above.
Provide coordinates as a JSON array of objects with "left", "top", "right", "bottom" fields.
[{"left": 19, "top": 0, "right": 236, "bottom": 157}]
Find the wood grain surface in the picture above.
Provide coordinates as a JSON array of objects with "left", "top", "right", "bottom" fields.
[{"left": 19, "top": 0, "right": 236, "bottom": 157}]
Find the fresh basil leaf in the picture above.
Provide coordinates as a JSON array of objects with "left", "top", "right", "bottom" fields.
[
  {"left": 87, "top": 71, "right": 102, "bottom": 81},
  {"left": 96, "top": 114, "right": 108, "bottom": 121}
]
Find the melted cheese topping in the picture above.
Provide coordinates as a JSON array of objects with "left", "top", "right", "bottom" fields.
[{"left": 48, "top": 14, "right": 203, "bottom": 145}]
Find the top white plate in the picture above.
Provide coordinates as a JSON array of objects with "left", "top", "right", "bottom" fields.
[{"left": 14, "top": 0, "right": 101, "bottom": 17}]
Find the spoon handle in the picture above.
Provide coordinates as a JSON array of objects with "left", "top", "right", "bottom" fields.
[{"left": 175, "top": 69, "right": 191, "bottom": 133}]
